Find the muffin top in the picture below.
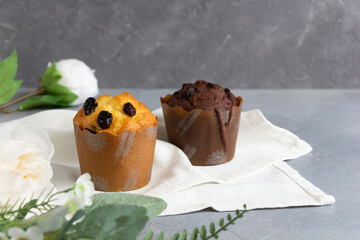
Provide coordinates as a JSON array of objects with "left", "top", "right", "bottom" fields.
[
  {"left": 74, "top": 92, "right": 158, "bottom": 134},
  {"left": 166, "top": 80, "right": 240, "bottom": 112}
]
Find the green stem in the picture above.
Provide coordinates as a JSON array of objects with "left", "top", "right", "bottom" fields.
[
  {"left": 204, "top": 209, "right": 247, "bottom": 240},
  {"left": 48, "top": 188, "right": 73, "bottom": 202},
  {"left": 0, "top": 86, "right": 45, "bottom": 112}
]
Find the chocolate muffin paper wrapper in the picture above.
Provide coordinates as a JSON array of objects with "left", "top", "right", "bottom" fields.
[
  {"left": 161, "top": 95, "right": 242, "bottom": 166},
  {"left": 74, "top": 123, "right": 158, "bottom": 192}
]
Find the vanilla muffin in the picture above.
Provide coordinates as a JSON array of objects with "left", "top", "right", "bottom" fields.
[
  {"left": 73, "top": 92, "right": 158, "bottom": 192},
  {"left": 74, "top": 92, "right": 157, "bottom": 133}
]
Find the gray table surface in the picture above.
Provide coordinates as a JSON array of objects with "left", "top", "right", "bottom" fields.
[{"left": 1, "top": 89, "right": 359, "bottom": 240}]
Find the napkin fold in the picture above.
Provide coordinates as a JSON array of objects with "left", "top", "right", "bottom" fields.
[
  {"left": 161, "top": 162, "right": 335, "bottom": 215},
  {"left": 1, "top": 109, "right": 335, "bottom": 216}
]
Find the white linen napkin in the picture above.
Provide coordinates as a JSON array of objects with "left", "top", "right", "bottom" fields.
[
  {"left": 160, "top": 162, "right": 335, "bottom": 215},
  {"left": 1, "top": 109, "right": 335, "bottom": 216}
]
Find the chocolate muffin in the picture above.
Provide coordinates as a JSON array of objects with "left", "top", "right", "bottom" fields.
[{"left": 161, "top": 80, "right": 242, "bottom": 166}]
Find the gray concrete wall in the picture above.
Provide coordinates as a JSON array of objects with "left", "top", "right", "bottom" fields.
[{"left": 0, "top": 0, "right": 359, "bottom": 89}]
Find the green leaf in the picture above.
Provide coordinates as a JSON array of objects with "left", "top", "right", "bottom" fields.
[
  {"left": 209, "top": 223, "right": 215, "bottom": 234},
  {"left": 171, "top": 233, "right": 180, "bottom": 240},
  {"left": 143, "top": 231, "right": 154, "bottom": 240},
  {"left": 200, "top": 226, "right": 206, "bottom": 239},
  {"left": 157, "top": 232, "right": 164, "bottom": 240},
  {"left": 87, "top": 193, "right": 167, "bottom": 220},
  {"left": 0, "top": 50, "right": 22, "bottom": 104},
  {"left": 70, "top": 204, "right": 148, "bottom": 240},
  {"left": 45, "top": 83, "right": 77, "bottom": 104},
  {"left": 26, "top": 61, "right": 78, "bottom": 108},
  {"left": 41, "top": 62, "right": 77, "bottom": 104},
  {"left": 180, "top": 229, "right": 187, "bottom": 240},
  {"left": 41, "top": 62, "right": 78, "bottom": 104},
  {"left": 15, "top": 199, "right": 38, "bottom": 220},
  {"left": 219, "top": 218, "right": 224, "bottom": 227},
  {"left": 190, "top": 228, "right": 198, "bottom": 240},
  {"left": 19, "top": 95, "right": 64, "bottom": 110},
  {"left": 40, "top": 61, "right": 62, "bottom": 88}
]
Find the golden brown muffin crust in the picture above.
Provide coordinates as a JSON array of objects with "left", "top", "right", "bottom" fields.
[{"left": 73, "top": 92, "right": 158, "bottom": 134}]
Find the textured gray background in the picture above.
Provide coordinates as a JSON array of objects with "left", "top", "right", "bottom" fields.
[{"left": 0, "top": 0, "right": 359, "bottom": 89}]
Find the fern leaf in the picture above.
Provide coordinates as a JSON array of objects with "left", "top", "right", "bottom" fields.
[
  {"left": 171, "top": 232, "right": 180, "bottom": 240},
  {"left": 200, "top": 225, "right": 206, "bottom": 239},
  {"left": 157, "top": 231, "right": 164, "bottom": 240},
  {"left": 219, "top": 218, "right": 224, "bottom": 227},
  {"left": 190, "top": 228, "right": 199, "bottom": 240},
  {"left": 143, "top": 231, "right": 154, "bottom": 240},
  {"left": 180, "top": 229, "right": 187, "bottom": 240}
]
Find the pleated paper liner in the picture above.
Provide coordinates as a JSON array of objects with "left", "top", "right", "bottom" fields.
[
  {"left": 161, "top": 95, "right": 242, "bottom": 166},
  {"left": 73, "top": 123, "right": 158, "bottom": 192}
]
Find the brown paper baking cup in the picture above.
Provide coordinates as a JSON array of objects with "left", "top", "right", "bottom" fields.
[
  {"left": 161, "top": 95, "right": 242, "bottom": 166},
  {"left": 73, "top": 123, "right": 158, "bottom": 192}
]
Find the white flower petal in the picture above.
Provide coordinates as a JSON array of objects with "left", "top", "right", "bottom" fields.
[
  {"left": 83, "top": 197, "right": 92, "bottom": 206},
  {"left": 0, "top": 124, "right": 54, "bottom": 207},
  {"left": 0, "top": 141, "right": 28, "bottom": 167},
  {"left": 62, "top": 192, "right": 84, "bottom": 220},
  {"left": 76, "top": 173, "right": 91, "bottom": 183},
  {"left": 0, "top": 171, "right": 29, "bottom": 203},
  {"left": 73, "top": 173, "right": 95, "bottom": 206},
  {"left": 15, "top": 153, "right": 53, "bottom": 181},
  {"left": 7, "top": 227, "right": 25, "bottom": 239},
  {"left": 26, "top": 226, "right": 43, "bottom": 240},
  {"left": 54, "top": 59, "right": 99, "bottom": 106},
  {"left": 11, "top": 125, "right": 54, "bottom": 162}
]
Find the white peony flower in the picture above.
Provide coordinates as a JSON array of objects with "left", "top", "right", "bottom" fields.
[
  {"left": 0, "top": 232, "right": 8, "bottom": 240},
  {"left": 52, "top": 59, "right": 99, "bottom": 106},
  {"left": 73, "top": 173, "right": 95, "bottom": 206},
  {"left": 0, "top": 124, "right": 54, "bottom": 206},
  {"left": 7, "top": 226, "right": 43, "bottom": 240}
]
